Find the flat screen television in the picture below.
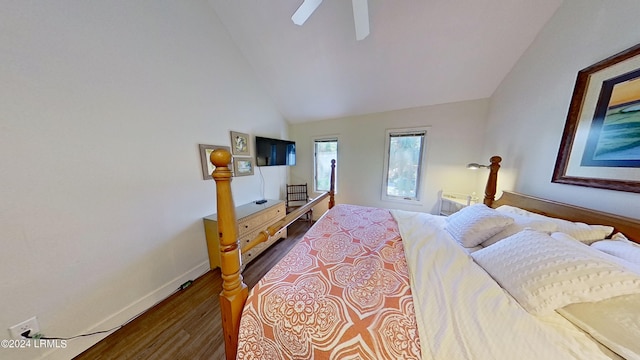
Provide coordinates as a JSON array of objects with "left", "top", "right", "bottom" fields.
[{"left": 255, "top": 136, "right": 296, "bottom": 166}]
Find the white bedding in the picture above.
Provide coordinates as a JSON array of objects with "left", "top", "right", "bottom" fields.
[
  {"left": 559, "top": 294, "right": 640, "bottom": 360},
  {"left": 391, "top": 210, "right": 618, "bottom": 360}
]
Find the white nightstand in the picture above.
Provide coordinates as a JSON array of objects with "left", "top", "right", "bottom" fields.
[{"left": 438, "top": 191, "right": 478, "bottom": 216}]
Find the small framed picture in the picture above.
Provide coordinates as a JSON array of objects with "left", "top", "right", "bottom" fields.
[
  {"left": 233, "top": 157, "right": 254, "bottom": 177},
  {"left": 230, "top": 131, "right": 251, "bottom": 156},
  {"left": 199, "top": 144, "right": 230, "bottom": 180}
]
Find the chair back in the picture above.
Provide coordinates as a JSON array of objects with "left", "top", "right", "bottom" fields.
[{"left": 286, "top": 184, "right": 309, "bottom": 207}]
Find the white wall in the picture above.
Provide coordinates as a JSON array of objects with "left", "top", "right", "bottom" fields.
[
  {"left": 0, "top": 2, "right": 287, "bottom": 359},
  {"left": 484, "top": 0, "right": 640, "bottom": 218},
  {"left": 289, "top": 99, "right": 489, "bottom": 215}
]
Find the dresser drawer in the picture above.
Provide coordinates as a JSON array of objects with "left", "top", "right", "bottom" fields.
[
  {"left": 238, "top": 228, "right": 263, "bottom": 248},
  {"left": 204, "top": 199, "right": 286, "bottom": 270},
  {"left": 238, "top": 203, "right": 285, "bottom": 236},
  {"left": 241, "top": 226, "right": 287, "bottom": 266}
]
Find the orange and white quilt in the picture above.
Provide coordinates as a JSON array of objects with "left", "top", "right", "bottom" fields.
[{"left": 236, "top": 204, "right": 421, "bottom": 359}]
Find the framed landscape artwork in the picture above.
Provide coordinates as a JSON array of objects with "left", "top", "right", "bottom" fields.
[
  {"left": 553, "top": 43, "right": 640, "bottom": 193},
  {"left": 199, "top": 144, "right": 230, "bottom": 180},
  {"left": 233, "top": 157, "right": 255, "bottom": 177}
]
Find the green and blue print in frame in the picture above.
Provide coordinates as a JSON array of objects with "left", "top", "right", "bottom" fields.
[
  {"left": 553, "top": 43, "right": 640, "bottom": 193},
  {"left": 581, "top": 70, "right": 640, "bottom": 167}
]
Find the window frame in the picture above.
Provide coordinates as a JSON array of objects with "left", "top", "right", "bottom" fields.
[
  {"left": 313, "top": 137, "right": 338, "bottom": 194},
  {"left": 381, "top": 127, "right": 429, "bottom": 204}
]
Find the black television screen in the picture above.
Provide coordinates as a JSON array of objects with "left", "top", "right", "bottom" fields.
[{"left": 255, "top": 136, "right": 296, "bottom": 166}]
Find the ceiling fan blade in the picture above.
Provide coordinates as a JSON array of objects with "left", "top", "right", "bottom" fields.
[
  {"left": 352, "top": 0, "right": 370, "bottom": 40},
  {"left": 292, "top": 0, "right": 323, "bottom": 26}
]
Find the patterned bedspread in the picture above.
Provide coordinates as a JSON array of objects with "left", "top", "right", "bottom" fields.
[{"left": 237, "top": 204, "right": 421, "bottom": 359}]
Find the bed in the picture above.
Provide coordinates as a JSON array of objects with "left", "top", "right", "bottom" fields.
[{"left": 208, "top": 149, "right": 640, "bottom": 360}]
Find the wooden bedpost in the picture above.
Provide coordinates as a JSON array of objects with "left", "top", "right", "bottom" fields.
[
  {"left": 210, "top": 153, "right": 336, "bottom": 359},
  {"left": 329, "top": 159, "right": 336, "bottom": 209},
  {"left": 483, "top": 156, "right": 502, "bottom": 207},
  {"left": 210, "top": 149, "right": 248, "bottom": 360}
]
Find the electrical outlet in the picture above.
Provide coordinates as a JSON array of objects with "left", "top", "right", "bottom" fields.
[{"left": 8, "top": 317, "right": 40, "bottom": 339}]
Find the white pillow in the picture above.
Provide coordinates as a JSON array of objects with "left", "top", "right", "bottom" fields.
[
  {"left": 554, "top": 233, "right": 640, "bottom": 275},
  {"left": 592, "top": 239, "right": 640, "bottom": 266},
  {"left": 445, "top": 204, "right": 514, "bottom": 248},
  {"left": 495, "top": 205, "right": 613, "bottom": 244},
  {"left": 591, "top": 240, "right": 640, "bottom": 265},
  {"left": 481, "top": 213, "right": 558, "bottom": 247},
  {"left": 611, "top": 232, "right": 634, "bottom": 243},
  {"left": 471, "top": 229, "right": 640, "bottom": 316}
]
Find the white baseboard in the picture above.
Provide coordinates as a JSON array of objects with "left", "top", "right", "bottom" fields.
[{"left": 41, "top": 261, "right": 210, "bottom": 360}]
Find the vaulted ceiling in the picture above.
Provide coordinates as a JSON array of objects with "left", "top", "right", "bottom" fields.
[{"left": 208, "top": 0, "right": 562, "bottom": 123}]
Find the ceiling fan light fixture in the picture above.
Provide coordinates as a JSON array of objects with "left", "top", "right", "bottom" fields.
[
  {"left": 352, "top": 0, "right": 370, "bottom": 40},
  {"left": 292, "top": 0, "right": 323, "bottom": 26},
  {"left": 291, "top": 0, "right": 370, "bottom": 41}
]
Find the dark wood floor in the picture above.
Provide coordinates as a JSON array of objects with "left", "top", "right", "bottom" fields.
[{"left": 74, "top": 220, "right": 311, "bottom": 360}]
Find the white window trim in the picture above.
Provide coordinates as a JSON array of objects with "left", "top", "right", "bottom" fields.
[
  {"left": 313, "top": 136, "right": 339, "bottom": 194},
  {"left": 381, "top": 127, "right": 429, "bottom": 204}
]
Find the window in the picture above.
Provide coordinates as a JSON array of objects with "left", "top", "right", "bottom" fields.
[
  {"left": 314, "top": 138, "right": 338, "bottom": 192},
  {"left": 382, "top": 128, "right": 428, "bottom": 202}
]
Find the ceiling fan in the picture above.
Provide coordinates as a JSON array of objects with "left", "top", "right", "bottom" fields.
[{"left": 292, "top": 0, "right": 370, "bottom": 40}]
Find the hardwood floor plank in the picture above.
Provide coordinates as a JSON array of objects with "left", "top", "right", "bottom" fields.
[{"left": 73, "top": 220, "right": 309, "bottom": 360}]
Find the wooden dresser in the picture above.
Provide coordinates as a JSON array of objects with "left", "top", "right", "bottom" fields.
[{"left": 203, "top": 199, "right": 287, "bottom": 269}]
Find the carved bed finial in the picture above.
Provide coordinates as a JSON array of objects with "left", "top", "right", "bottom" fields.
[
  {"left": 210, "top": 148, "right": 248, "bottom": 360},
  {"left": 484, "top": 156, "right": 502, "bottom": 207}
]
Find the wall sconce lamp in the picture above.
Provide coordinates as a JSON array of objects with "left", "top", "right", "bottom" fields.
[{"left": 466, "top": 156, "right": 502, "bottom": 206}]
